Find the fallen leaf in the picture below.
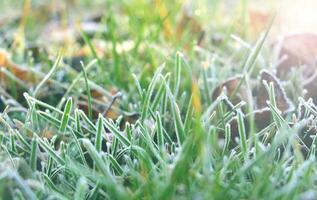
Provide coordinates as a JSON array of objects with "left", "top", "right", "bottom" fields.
[
  {"left": 256, "top": 70, "right": 294, "bottom": 113},
  {"left": 250, "top": 70, "right": 294, "bottom": 132},
  {"left": 252, "top": 108, "right": 272, "bottom": 130},
  {"left": 192, "top": 79, "right": 202, "bottom": 114},
  {"left": 275, "top": 33, "right": 317, "bottom": 102},
  {"left": 120, "top": 112, "right": 140, "bottom": 130},
  {"left": 277, "top": 33, "right": 317, "bottom": 80},
  {"left": 155, "top": 0, "right": 173, "bottom": 40},
  {"left": 176, "top": 6, "right": 202, "bottom": 41},
  {"left": 217, "top": 70, "right": 294, "bottom": 147},
  {"left": 212, "top": 75, "right": 247, "bottom": 105},
  {"left": 77, "top": 91, "right": 139, "bottom": 130},
  {"left": 0, "top": 49, "right": 35, "bottom": 86},
  {"left": 248, "top": 9, "right": 271, "bottom": 38},
  {"left": 0, "top": 49, "right": 137, "bottom": 129},
  {"left": 77, "top": 101, "right": 104, "bottom": 119}
]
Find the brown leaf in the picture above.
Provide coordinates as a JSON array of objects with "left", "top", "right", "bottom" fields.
[
  {"left": 77, "top": 92, "right": 139, "bottom": 130},
  {"left": 120, "top": 112, "right": 140, "bottom": 130},
  {"left": 223, "top": 70, "right": 294, "bottom": 147},
  {"left": 176, "top": 9, "right": 202, "bottom": 41},
  {"left": 155, "top": 0, "right": 173, "bottom": 40},
  {"left": 0, "top": 50, "right": 35, "bottom": 86},
  {"left": 213, "top": 76, "right": 247, "bottom": 143},
  {"left": 256, "top": 70, "right": 293, "bottom": 113},
  {"left": 248, "top": 9, "right": 271, "bottom": 37},
  {"left": 303, "top": 81, "right": 317, "bottom": 103},
  {"left": 212, "top": 75, "right": 247, "bottom": 105},
  {"left": 277, "top": 33, "right": 317, "bottom": 79},
  {"left": 225, "top": 108, "right": 272, "bottom": 148},
  {"left": 77, "top": 101, "right": 103, "bottom": 119},
  {"left": 275, "top": 33, "right": 317, "bottom": 103},
  {"left": 252, "top": 108, "right": 272, "bottom": 130}
]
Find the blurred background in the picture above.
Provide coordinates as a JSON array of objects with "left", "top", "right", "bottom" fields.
[
  {"left": 1, "top": 0, "right": 316, "bottom": 47},
  {"left": 1, "top": 0, "right": 316, "bottom": 109}
]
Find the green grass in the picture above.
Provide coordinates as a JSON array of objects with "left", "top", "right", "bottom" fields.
[{"left": 0, "top": 0, "right": 317, "bottom": 199}]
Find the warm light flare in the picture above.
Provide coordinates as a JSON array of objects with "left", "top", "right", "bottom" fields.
[{"left": 250, "top": 0, "right": 317, "bottom": 36}]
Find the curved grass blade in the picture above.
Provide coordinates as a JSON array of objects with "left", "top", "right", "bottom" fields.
[
  {"left": 33, "top": 51, "right": 63, "bottom": 97},
  {"left": 80, "top": 61, "right": 92, "bottom": 119},
  {"left": 141, "top": 64, "right": 164, "bottom": 122},
  {"left": 237, "top": 110, "right": 247, "bottom": 157},
  {"left": 59, "top": 98, "right": 72, "bottom": 133},
  {"left": 103, "top": 118, "right": 130, "bottom": 147},
  {"left": 81, "top": 139, "right": 114, "bottom": 182},
  {"left": 37, "top": 137, "right": 65, "bottom": 166}
]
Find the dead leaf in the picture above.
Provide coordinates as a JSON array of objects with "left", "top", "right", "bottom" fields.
[
  {"left": 248, "top": 9, "right": 271, "bottom": 38},
  {"left": 276, "top": 33, "right": 317, "bottom": 102},
  {"left": 0, "top": 49, "right": 137, "bottom": 129},
  {"left": 120, "top": 112, "right": 140, "bottom": 130},
  {"left": 192, "top": 79, "right": 202, "bottom": 114},
  {"left": 252, "top": 108, "right": 272, "bottom": 130},
  {"left": 250, "top": 70, "right": 293, "bottom": 132},
  {"left": 277, "top": 33, "right": 317, "bottom": 79},
  {"left": 304, "top": 81, "right": 317, "bottom": 103},
  {"left": 176, "top": 7, "right": 202, "bottom": 41},
  {"left": 256, "top": 70, "right": 294, "bottom": 113},
  {"left": 217, "top": 70, "right": 294, "bottom": 147},
  {"left": 77, "top": 91, "right": 139, "bottom": 130},
  {"left": 0, "top": 49, "right": 35, "bottom": 86},
  {"left": 155, "top": 0, "right": 173, "bottom": 40},
  {"left": 213, "top": 71, "right": 293, "bottom": 126},
  {"left": 212, "top": 75, "right": 247, "bottom": 105},
  {"left": 213, "top": 76, "right": 247, "bottom": 142}
]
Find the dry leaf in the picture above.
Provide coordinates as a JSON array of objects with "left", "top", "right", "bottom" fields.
[
  {"left": 251, "top": 70, "right": 294, "bottom": 131},
  {"left": 248, "top": 9, "right": 271, "bottom": 37},
  {"left": 218, "top": 70, "right": 294, "bottom": 147},
  {"left": 276, "top": 33, "right": 317, "bottom": 102},
  {"left": 176, "top": 8, "right": 202, "bottom": 41},
  {"left": 77, "top": 91, "right": 139, "bottom": 130},
  {"left": 212, "top": 75, "right": 247, "bottom": 105},
  {"left": 213, "top": 71, "right": 293, "bottom": 131},
  {"left": 212, "top": 76, "right": 246, "bottom": 147},
  {"left": 252, "top": 108, "right": 272, "bottom": 130},
  {"left": 192, "top": 79, "right": 202, "bottom": 114},
  {"left": 303, "top": 81, "right": 317, "bottom": 103},
  {"left": 0, "top": 49, "right": 35, "bottom": 86},
  {"left": 155, "top": 0, "right": 173, "bottom": 40},
  {"left": 256, "top": 70, "right": 293, "bottom": 113},
  {"left": 277, "top": 33, "right": 317, "bottom": 79},
  {"left": 120, "top": 112, "right": 140, "bottom": 130}
]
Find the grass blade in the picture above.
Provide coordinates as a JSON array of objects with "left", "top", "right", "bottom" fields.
[
  {"left": 80, "top": 61, "right": 93, "bottom": 119},
  {"left": 81, "top": 139, "right": 114, "bottom": 181},
  {"left": 33, "top": 51, "right": 63, "bottom": 97},
  {"left": 95, "top": 114, "right": 104, "bottom": 153},
  {"left": 237, "top": 110, "right": 247, "bottom": 157},
  {"left": 37, "top": 137, "right": 65, "bottom": 166},
  {"left": 59, "top": 98, "right": 72, "bottom": 133},
  {"left": 103, "top": 118, "right": 130, "bottom": 147},
  {"left": 141, "top": 64, "right": 164, "bottom": 122},
  {"left": 30, "top": 137, "right": 38, "bottom": 171}
]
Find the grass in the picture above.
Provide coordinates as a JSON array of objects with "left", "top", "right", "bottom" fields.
[{"left": 0, "top": 0, "right": 317, "bottom": 199}]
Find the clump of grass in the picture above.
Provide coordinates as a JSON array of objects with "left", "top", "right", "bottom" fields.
[
  {"left": 1, "top": 51, "right": 317, "bottom": 199},
  {"left": 1, "top": 1, "right": 317, "bottom": 200}
]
